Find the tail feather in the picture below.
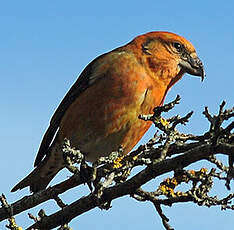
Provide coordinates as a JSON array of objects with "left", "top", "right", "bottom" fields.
[
  {"left": 11, "top": 142, "right": 64, "bottom": 193},
  {"left": 11, "top": 167, "right": 56, "bottom": 193}
]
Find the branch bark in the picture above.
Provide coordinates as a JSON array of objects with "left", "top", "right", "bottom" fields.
[{"left": 26, "top": 143, "right": 233, "bottom": 229}]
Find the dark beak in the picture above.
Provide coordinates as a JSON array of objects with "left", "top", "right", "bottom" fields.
[{"left": 179, "top": 56, "right": 205, "bottom": 81}]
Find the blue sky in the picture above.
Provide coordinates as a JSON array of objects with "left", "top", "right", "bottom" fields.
[{"left": 0, "top": 1, "right": 233, "bottom": 229}]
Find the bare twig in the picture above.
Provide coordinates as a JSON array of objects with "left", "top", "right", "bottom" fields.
[{"left": 154, "top": 204, "right": 174, "bottom": 230}]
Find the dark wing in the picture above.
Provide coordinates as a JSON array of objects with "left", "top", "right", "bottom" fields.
[{"left": 34, "top": 53, "right": 106, "bottom": 166}]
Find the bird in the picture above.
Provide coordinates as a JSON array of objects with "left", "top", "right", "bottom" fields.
[{"left": 11, "top": 31, "right": 205, "bottom": 193}]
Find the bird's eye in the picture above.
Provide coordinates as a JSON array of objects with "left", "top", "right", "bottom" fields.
[{"left": 173, "top": 42, "right": 183, "bottom": 53}]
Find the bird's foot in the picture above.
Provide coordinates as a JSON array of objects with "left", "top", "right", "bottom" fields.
[{"left": 80, "top": 159, "right": 97, "bottom": 191}]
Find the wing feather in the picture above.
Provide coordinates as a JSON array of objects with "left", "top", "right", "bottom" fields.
[{"left": 34, "top": 53, "right": 106, "bottom": 166}]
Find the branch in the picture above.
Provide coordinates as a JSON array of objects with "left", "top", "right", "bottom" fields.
[
  {"left": 27, "top": 143, "right": 233, "bottom": 229},
  {"left": 0, "top": 194, "right": 22, "bottom": 230},
  {"left": 1, "top": 97, "right": 233, "bottom": 230}
]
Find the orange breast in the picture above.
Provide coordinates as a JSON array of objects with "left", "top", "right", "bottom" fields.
[{"left": 58, "top": 52, "right": 167, "bottom": 162}]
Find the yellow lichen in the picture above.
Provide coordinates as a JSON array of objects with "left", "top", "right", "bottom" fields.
[
  {"left": 113, "top": 156, "right": 124, "bottom": 169},
  {"left": 162, "top": 177, "right": 178, "bottom": 188},
  {"left": 200, "top": 168, "right": 208, "bottom": 174},
  {"left": 159, "top": 184, "right": 167, "bottom": 193},
  {"left": 175, "top": 191, "right": 187, "bottom": 197},
  {"left": 160, "top": 117, "right": 170, "bottom": 127},
  {"left": 159, "top": 184, "right": 176, "bottom": 197},
  {"left": 164, "top": 178, "right": 171, "bottom": 184},
  {"left": 171, "top": 178, "right": 178, "bottom": 186},
  {"left": 133, "top": 154, "right": 139, "bottom": 161},
  {"left": 158, "top": 167, "right": 209, "bottom": 199},
  {"left": 159, "top": 177, "right": 178, "bottom": 197},
  {"left": 154, "top": 117, "right": 170, "bottom": 128},
  {"left": 8, "top": 217, "right": 23, "bottom": 230},
  {"left": 168, "top": 188, "right": 176, "bottom": 197}
]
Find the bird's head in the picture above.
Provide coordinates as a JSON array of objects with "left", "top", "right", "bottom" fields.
[{"left": 131, "top": 31, "right": 205, "bottom": 82}]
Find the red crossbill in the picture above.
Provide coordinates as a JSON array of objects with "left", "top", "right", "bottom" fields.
[{"left": 12, "top": 31, "right": 205, "bottom": 192}]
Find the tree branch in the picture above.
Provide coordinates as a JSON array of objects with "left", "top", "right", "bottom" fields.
[
  {"left": 1, "top": 97, "right": 233, "bottom": 230},
  {"left": 27, "top": 143, "right": 233, "bottom": 229}
]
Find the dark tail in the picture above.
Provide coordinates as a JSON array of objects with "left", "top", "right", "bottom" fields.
[
  {"left": 11, "top": 143, "right": 64, "bottom": 193},
  {"left": 11, "top": 166, "right": 56, "bottom": 193}
]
